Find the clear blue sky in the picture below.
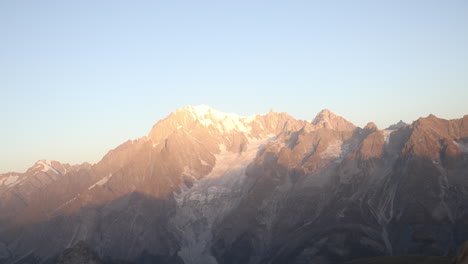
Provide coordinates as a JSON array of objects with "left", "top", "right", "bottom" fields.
[{"left": 1, "top": 0, "right": 467, "bottom": 173}]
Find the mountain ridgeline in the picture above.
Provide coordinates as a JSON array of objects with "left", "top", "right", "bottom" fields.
[{"left": 1, "top": 105, "right": 468, "bottom": 264}]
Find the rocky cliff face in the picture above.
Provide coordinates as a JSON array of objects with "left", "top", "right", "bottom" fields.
[
  {"left": 212, "top": 114, "right": 468, "bottom": 264},
  {"left": 1, "top": 106, "right": 467, "bottom": 264}
]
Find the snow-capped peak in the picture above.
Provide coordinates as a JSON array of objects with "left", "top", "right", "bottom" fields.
[
  {"left": 188, "top": 105, "right": 221, "bottom": 118},
  {"left": 178, "top": 105, "right": 255, "bottom": 133},
  {"left": 180, "top": 105, "right": 245, "bottom": 120}
]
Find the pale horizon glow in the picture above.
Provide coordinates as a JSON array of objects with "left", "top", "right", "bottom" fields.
[{"left": 1, "top": 1, "right": 468, "bottom": 173}]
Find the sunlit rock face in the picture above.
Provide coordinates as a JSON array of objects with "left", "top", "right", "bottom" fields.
[
  {"left": 311, "top": 109, "right": 356, "bottom": 131},
  {"left": 1, "top": 107, "right": 468, "bottom": 264}
]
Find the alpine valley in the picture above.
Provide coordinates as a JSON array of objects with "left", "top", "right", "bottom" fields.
[{"left": 1, "top": 105, "right": 468, "bottom": 264}]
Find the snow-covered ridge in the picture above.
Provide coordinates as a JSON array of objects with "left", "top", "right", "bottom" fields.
[
  {"left": 0, "top": 160, "right": 65, "bottom": 189},
  {"left": 178, "top": 105, "right": 255, "bottom": 133},
  {"left": 30, "top": 160, "right": 62, "bottom": 175},
  {"left": 37, "top": 160, "right": 61, "bottom": 175},
  {"left": 0, "top": 173, "right": 20, "bottom": 187}
]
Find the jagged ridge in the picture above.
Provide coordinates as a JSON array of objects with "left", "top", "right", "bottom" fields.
[{"left": 1, "top": 107, "right": 468, "bottom": 264}]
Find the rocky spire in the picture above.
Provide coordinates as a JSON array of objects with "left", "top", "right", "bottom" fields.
[
  {"left": 385, "top": 120, "right": 408, "bottom": 130},
  {"left": 364, "top": 122, "right": 378, "bottom": 132},
  {"left": 311, "top": 109, "right": 356, "bottom": 131}
]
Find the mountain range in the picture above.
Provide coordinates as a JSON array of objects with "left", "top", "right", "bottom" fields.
[{"left": 1, "top": 105, "right": 468, "bottom": 264}]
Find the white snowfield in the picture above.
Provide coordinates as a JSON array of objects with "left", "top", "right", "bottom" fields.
[
  {"left": 173, "top": 137, "right": 272, "bottom": 264},
  {"left": 181, "top": 105, "right": 255, "bottom": 134}
]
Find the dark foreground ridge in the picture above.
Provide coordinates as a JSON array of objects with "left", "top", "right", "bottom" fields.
[
  {"left": 346, "top": 241, "right": 468, "bottom": 264},
  {"left": 52, "top": 240, "right": 468, "bottom": 264}
]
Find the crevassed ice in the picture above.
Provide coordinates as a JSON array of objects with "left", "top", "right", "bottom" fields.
[{"left": 173, "top": 137, "right": 272, "bottom": 264}]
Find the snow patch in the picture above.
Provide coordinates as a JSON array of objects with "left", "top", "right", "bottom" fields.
[
  {"left": 382, "top": 130, "right": 394, "bottom": 145},
  {"left": 38, "top": 160, "right": 61, "bottom": 175},
  {"left": 218, "top": 144, "right": 226, "bottom": 152},
  {"left": 245, "top": 114, "right": 258, "bottom": 123},
  {"left": 1, "top": 174, "right": 20, "bottom": 187},
  {"left": 199, "top": 118, "right": 214, "bottom": 127},
  {"left": 88, "top": 174, "right": 113, "bottom": 190},
  {"left": 320, "top": 140, "right": 343, "bottom": 160},
  {"left": 50, "top": 195, "right": 79, "bottom": 216},
  {"left": 190, "top": 105, "right": 214, "bottom": 117},
  {"left": 182, "top": 166, "right": 198, "bottom": 178},
  {"left": 454, "top": 140, "right": 468, "bottom": 154}
]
